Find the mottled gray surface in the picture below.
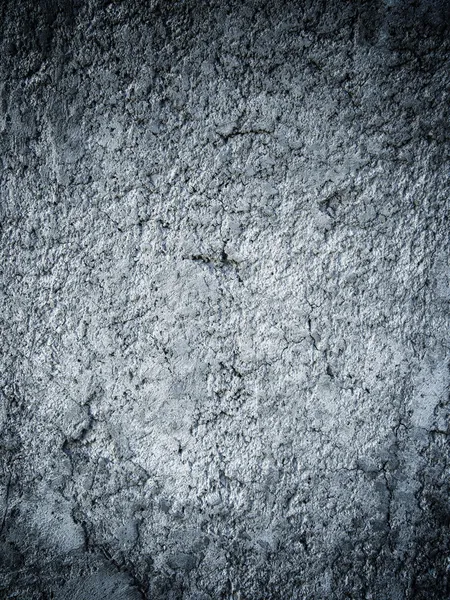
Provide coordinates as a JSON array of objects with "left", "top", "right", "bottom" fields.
[{"left": 0, "top": 0, "right": 449, "bottom": 598}]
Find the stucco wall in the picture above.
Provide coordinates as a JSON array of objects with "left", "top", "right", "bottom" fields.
[{"left": 0, "top": 1, "right": 449, "bottom": 598}]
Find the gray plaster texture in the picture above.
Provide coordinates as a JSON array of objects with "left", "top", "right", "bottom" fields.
[{"left": 0, "top": 0, "right": 449, "bottom": 598}]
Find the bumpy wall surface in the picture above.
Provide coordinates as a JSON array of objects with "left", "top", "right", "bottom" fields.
[{"left": 0, "top": 1, "right": 449, "bottom": 598}]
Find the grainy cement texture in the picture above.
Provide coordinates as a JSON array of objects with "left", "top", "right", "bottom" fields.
[{"left": 0, "top": 0, "right": 449, "bottom": 598}]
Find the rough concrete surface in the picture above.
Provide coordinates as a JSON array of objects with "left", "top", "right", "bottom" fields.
[{"left": 0, "top": 0, "right": 449, "bottom": 598}]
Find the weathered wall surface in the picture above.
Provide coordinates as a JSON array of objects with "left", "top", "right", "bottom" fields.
[{"left": 0, "top": 1, "right": 449, "bottom": 598}]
